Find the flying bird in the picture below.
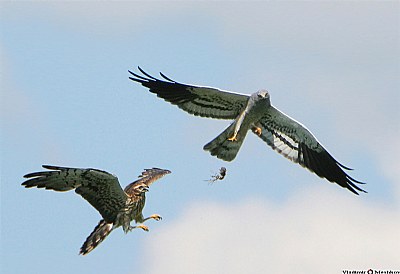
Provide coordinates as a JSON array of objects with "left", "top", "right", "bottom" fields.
[
  {"left": 22, "top": 165, "right": 171, "bottom": 255},
  {"left": 129, "top": 67, "right": 365, "bottom": 195}
]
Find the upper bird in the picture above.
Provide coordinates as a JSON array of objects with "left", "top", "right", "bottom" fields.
[
  {"left": 129, "top": 67, "right": 365, "bottom": 195},
  {"left": 22, "top": 165, "right": 171, "bottom": 255}
]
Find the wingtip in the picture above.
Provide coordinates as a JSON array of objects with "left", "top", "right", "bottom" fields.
[
  {"left": 159, "top": 71, "right": 176, "bottom": 82},
  {"left": 137, "top": 66, "right": 147, "bottom": 76},
  {"left": 162, "top": 169, "right": 172, "bottom": 174},
  {"left": 128, "top": 69, "right": 149, "bottom": 82},
  {"left": 336, "top": 161, "right": 354, "bottom": 171},
  {"left": 347, "top": 180, "right": 367, "bottom": 195},
  {"left": 79, "top": 249, "right": 87, "bottom": 256},
  {"left": 41, "top": 164, "right": 57, "bottom": 170},
  {"left": 350, "top": 188, "right": 368, "bottom": 195}
]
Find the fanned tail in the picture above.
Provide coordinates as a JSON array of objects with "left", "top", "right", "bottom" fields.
[
  {"left": 80, "top": 220, "right": 113, "bottom": 255},
  {"left": 203, "top": 122, "right": 247, "bottom": 162}
]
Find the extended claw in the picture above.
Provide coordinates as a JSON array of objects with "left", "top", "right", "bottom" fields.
[
  {"left": 227, "top": 133, "right": 238, "bottom": 141},
  {"left": 150, "top": 214, "right": 162, "bottom": 221},
  {"left": 252, "top": 126, "right": 262, "bottom": 136},
  {"left": 137, "top": 224, "right": 149, "bottom": 232}
]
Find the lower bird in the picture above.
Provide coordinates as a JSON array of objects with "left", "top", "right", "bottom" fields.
[{"left": 22, "top": 165, "right": 171, "bottom": 255}]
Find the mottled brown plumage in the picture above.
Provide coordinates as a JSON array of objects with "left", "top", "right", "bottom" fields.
[{"left": 22, "top": 165, "right": 171, "bottom": 255}]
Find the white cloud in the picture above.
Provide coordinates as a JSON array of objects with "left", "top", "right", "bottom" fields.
[{"left": 141, "top": 188, "right": 399, "bottom": 274}]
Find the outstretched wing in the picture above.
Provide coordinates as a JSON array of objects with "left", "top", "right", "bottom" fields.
[
  {"left": 124, "top": 168, "right": 171, "bottom": 195},
  {"left": 128, "top": 67, "right": 249, "bottom": 119},
  {"left": 22, "top": 165, "right": 127, "bottom": 222},
  {"left": 253, "top": 107, "right": 366, "bottom": 195}
]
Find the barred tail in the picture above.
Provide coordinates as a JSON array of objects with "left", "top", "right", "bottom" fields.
[
  {"left": 79, "top": 220, "right": 113, "bottom": 255},
  {"left": 203, "top": 122, "right": 247, "bottom": 162}
]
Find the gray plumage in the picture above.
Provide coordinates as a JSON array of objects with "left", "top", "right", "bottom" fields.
[
  {"left": 22, "top": 165, "right": 171, "bottom": 255},
  {"left": 129, "top": 67, "right": 365, "bottom": 195}
]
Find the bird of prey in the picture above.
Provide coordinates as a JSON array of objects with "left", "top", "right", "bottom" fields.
[
  {"left": 206, "top": 167, "right": 227, "bottom": 184},
  {"left": 22, "top": 165, "right": 171, "bottom": 255},
  {"left": 129, "top": 67, "right": 365, "bottom": 195}
]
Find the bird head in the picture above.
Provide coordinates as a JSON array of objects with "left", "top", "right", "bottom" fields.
[
  {"left": 255, "top": 89, "right": 269, "bottom": 99},
  {"left": 250, "top": 89, "right": 270, "bottom": 107}
]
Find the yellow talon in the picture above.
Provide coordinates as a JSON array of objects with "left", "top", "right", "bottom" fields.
[
  {"left": 227, "top": 134, "right": 238, "bottom": 141},
  {"left": 253, "top": 127, "right": 262, "bottom": 136},
  {"left": 151, "top": 214, "right": 162, "bottom": 221},
  {"left": 138, "top": 224, "right": 149, "bottom": 231}
]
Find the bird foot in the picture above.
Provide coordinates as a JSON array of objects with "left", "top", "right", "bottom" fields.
[
  {"left": 252, "top": 126, "right": 262, "bottom": 136},
  {"left": 137, "top": 224, "right": 149, "bottom": 232},
  {"left": 227, "top": 134, "right": 238, "bottom": 141},
  {"left": 150, "top": 214, "right": 162, "bottom": 221}
]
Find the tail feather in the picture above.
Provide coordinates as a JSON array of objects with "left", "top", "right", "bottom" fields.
[
  {"left": 80, "top": 220, "right": 113, "bottom": 255},
  {"left": 203, "top": 122, "right": 247, "bottom": 161}
]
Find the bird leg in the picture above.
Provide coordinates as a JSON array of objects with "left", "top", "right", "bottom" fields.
[
  {"left": 143, "top": 214, "right": 162, "bottom": 222},
  {"left": 124, "top": 215, "right": 161, "bottom": 233},
  {"left": 125, "top": 224, "right": 149, "bottom": 233},
  {"left": 252, "top": 126, "right": 262, "bottom": 136},
  {"left": 227, "top": 133, "right": 238, "bottom": 142},
  {"left": 133, "top": 224, "right": 149, "bottom": 232},
  {"left": 228, "top": 110, "right": 246, "bottom": 142}
]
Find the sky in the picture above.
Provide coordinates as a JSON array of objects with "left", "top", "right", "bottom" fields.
[{"left": 1, "top": 1, "right": 399, "bottom": 274}]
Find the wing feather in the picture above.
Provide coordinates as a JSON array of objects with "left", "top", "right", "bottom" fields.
[
  {"left": 129, "top": 67, "right": 249, "bottom": 119},
  {"left": 22, "top": 165, "right": 127, "bottom": 222},
  {"left": 124, "top": 168, "right": 171, "bottom": 195},
  {"left": 254, "top": 107, "right": 366, "bottom": 194}
]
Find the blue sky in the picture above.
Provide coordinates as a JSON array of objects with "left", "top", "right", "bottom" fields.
[{"left": 1, "top": 2, "right": 399, "bottom": 274}]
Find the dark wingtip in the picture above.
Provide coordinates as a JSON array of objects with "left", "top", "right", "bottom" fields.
[
  {"left": 137, "top": 67, "right": 159, "bottom": 81},
  {"left": 346, "top": 175, "right": 367, "bottom": 195},
  {"left": 350, "top": 188, "right": 367, "bottom": 195},
  {"left": 336, "top": 161, "right": 354, "bottom": 171},
  {"left": 299, "top": 143, "right": 366, "bottom": 195},
  {"left": 350, "top": 189, "right": 359, "bottom": 195},
  {"left": 129, "top": 66, "right": 161, "bottom": 83},
  {"left": 159, "top": 71, "right": 176, "bottom": 82}
]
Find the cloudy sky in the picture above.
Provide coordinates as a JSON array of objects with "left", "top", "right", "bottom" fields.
[{"left": 1, "top": 2, "right": 399, "bottom": 274}]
